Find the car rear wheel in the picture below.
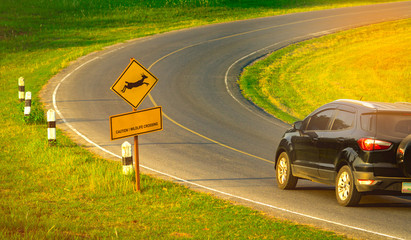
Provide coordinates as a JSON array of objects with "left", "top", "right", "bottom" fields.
[
  {"left": 276, "top": 152, "right": 298, "bottom": 189},
  {"left": 336, "top": 165, "right": 361, "bottom": 206}
]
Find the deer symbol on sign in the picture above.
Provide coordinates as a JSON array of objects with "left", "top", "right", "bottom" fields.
[{"left": 121, "top": 74, "right": 149, "bottom": 93}]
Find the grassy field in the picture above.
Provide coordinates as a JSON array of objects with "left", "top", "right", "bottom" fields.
[
  {"left": 0, "top": 0, "right": 406, "bottom": 238},
  {"left": 239, "top": 18, "right": 411, "bottom": 123}
]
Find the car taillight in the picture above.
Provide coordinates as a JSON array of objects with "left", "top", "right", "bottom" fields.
[{"left": 357, "top": 138, "right": 392, "bottom": 151}]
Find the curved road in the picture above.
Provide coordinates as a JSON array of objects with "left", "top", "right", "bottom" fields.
[{"left": 41, "top": 2, "right": 411, "bottom": 239}]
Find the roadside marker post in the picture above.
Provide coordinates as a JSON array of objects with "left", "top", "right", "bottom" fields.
[
  {"left": 47, "top": 109, "right": 56, "bottom": 146},
  {"left": 18, "top": 77, "right": 25, "bottom": 102},
  {"left": 24, "top": 92, "right": 31, "bottom": 117},
  {"left": 110, "top": 58, "right": 163, "bottom": 192},
  {"left": 121, "top": 141, "right": 133, "bottom": 175}
]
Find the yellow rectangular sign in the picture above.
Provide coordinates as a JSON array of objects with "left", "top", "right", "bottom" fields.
[{"left": 109, "top": 106, "right": 163, "bottom": 140}]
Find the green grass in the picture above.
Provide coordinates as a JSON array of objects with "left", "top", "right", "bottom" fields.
[
  {"left": 239, "top": 18, "right": 411, "bottom": 123},
  {"left": 1, "top": 0, "right": 407, "bottom": 238}
]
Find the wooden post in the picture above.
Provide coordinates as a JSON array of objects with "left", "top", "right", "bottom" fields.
[
  {"left": 47, "top": 109, "right": 56, "bottom": 145},
  {"left": 24, "top": 92, "right": 31, "bottom": 117},
  {"left": 121, "top": 141, "right": 133, "bottom": 175},
  {"left": 18, "top": 77, "right": 25, "bottom": 102}
]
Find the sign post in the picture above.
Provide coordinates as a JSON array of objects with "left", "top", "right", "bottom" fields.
[
  {"left": 110, "top": 58, "right": 162, "bottom": 192},
  {"left": 134, "top": 134, "right": 140, "bottom": 191}
]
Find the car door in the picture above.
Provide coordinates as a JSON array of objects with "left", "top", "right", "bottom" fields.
[
  {"left": 292, "top": 109, "right": 336, "bottom": 178},
  {"left": 317, "top": 107, "right": 356, "bottom": 181}
]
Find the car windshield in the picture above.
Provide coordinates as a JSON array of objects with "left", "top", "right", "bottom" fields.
[{"left": 375, "top": 112, "right": 411, "bottom": 139}]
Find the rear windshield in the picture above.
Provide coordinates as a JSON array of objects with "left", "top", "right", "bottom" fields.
[{"left": 361, "top": 112, "right": 411, "bottom": 138}]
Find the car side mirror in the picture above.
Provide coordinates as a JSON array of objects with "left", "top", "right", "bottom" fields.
[{"left": 293, "top": 121, "right": 303, "bottom": 131}]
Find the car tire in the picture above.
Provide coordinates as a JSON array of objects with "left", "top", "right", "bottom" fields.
[
  {"left": 276, "top": 152, "right": 298, "bottom": 190},
  {"left": 335, "top": 165, "right": 361, "bottom": 207}
]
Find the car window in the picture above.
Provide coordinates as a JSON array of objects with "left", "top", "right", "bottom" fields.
[
  {"left": 331, "top": 110, "right": 355, "bottom": 130},
  {"left": 361, "top": 113, "right": 375, "bottom": 132},
  {"left": 376, "top": 113, "right": 411, "bottom": 138},
  {"left": 306, "top": 109, "right": 335, "bottom": 131}
]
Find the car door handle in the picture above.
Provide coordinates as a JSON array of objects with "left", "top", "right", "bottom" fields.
[
  {"left": 311, "top": 137, "right": 319, "bottom": 142},
  {"left": 337, "top": 137, "right": 345, "bottom": 143}
]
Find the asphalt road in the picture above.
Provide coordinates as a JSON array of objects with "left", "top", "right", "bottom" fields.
[{"left": 41, "top": 2, "right": 411, "bottom": 239}]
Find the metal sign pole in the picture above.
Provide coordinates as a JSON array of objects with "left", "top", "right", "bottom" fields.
[
  {"left": 134, "top": 134, "right": 140, "bottom": 192},
  {"left": 133, "top": 107, "right": 141, "bottom": 192}
]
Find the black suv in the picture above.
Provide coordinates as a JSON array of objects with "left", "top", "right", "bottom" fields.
[{"left": 275, "top": 99, "right": 411, "bottom": 206}]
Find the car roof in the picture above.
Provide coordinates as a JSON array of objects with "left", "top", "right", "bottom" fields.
[{"left": 333, "top": 99, "right": 411, "bottom": 113}]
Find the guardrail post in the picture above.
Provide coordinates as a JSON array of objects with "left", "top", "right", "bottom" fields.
[
  {"left": 18, "top": 77, "right": 25, "bottom": 102},
  {"left": 47, "top": 109, "right": 56, "bottom": 145},
  {"left": 122, "top": 141, "right": 133, "bottom": 175},
  {"left": 24, "top": 92, "right": 31, "bottom": 117}
]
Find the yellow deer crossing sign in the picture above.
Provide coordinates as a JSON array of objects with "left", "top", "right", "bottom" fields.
[{"left": 110, "top": 58, "right": 158, "bottom": 109}]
